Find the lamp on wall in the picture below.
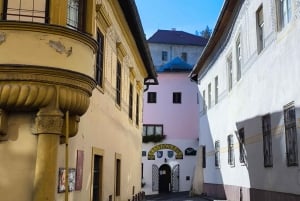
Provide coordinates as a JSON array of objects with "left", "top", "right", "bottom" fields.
[{"left": 164, "top": 158, "right": 167, "bottom": 163}]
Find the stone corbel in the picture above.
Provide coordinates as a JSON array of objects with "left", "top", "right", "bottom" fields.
[
  {"left": 33, "top": 107, "right": 64, "bottom": 135},
  {"left": 0, "top": 109, "right": 8, "bottom": 141}
]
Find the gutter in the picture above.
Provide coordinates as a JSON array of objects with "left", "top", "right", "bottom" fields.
[
  {"left": 117, "top": 0, "right": 158, "bottom": 89},
  {"left": 189, "top": 0, "right": 243, "bottom": 82}
]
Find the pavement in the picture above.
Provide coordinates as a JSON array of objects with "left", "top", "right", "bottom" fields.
[{"left": 145, "top": 191, "right": 223, "bottom": 201}]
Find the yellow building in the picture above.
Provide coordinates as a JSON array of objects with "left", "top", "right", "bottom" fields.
[{"left": 0, "top": 1, "right": 157, "bottom": 201}]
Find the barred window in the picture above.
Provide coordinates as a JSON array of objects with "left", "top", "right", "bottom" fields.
[
  {"left": 262, "top": 114, "right": 273, "bottom": 167},
  {"left": 3, "top": 0, "right": 49, "bottom": 23},
  {"left": 215, "top": 141, "right": 220, "bottom": 168},
  {"left": 284, "top": 103, "right": 298, "bottom": 166},
  {"left": 228, "top": 134, "right": 235, "bottom": 167},
  {"left": 238, "top": 128, "right": 246, "bottom": 164}
]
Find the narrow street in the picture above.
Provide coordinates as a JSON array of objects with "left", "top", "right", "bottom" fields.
[{"left": 145, "top": 191, "right": 218, "bottom": 201}]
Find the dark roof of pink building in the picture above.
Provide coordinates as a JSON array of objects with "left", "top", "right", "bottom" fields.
[{"left": 148, "top": 30, "right": 208, "bottom": 46}]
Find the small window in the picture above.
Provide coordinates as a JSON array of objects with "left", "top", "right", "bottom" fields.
[
  {"left": 208, "top": 83, "right": 211, "bottom": 108},
  {"left": 202, "top": 146, "right": 206, "bottom": 168},
  {"left": 202, "top": 90, "right": 206, "bottom": 112},
  {"left": 181, "top": 52, "right": 187, "bottom": 62},
  {"left": 276, "top": 0, "right": 292, "bottom": 31},
  {"left": 136, "top": 94, "right": 140, "bottom": 126},
  {"left": 147, "top": 92, "right": 157, "bottom": 103},
  {"left": 215, "top": 76, "right": 219, "bottom": 104},
  {"left": 142, "top": 151, "right": 146, "bottom": 157},
  {"left": 227, "top": 54, "right": 233, "bottom": 91},
  {"left": 96, "top": 30, "right": 104, "bottom": 87},
  {"left": 115, "top": 156, "right": 121, "bottom": 196},
  {"left": 3, "top": 0, "right": 49, "bottom": 23},
  {"left": 228, "top": 134, "right": 235, "bottom": 167},
  {"left": 284, "top": 102, "right": 298, "bottom": 166},
  {"left": 67, "top": 0, "right": 86, "bottom": 31},
  {"left": 143, "top": 125, "right": 164, "bottom": 136},
  {"left": 262, "top": 114, "right": 273, "bottom": 167},
  {"left": 173, "top": 92, "right": 181, "bottom": 104},
  {"left": 215, "top": 141, "right": 220, "bottom": 168},
  {"left": 129, "top": 83, "right": 133, "bottom": 119},
  {"left": 256, "top": 6, "right": 264, "bottom": 54},
  {"left": 162, "top": 51, "right": 168, "bottom": 61},
  {"left": 236, "top": 35, "right": 242, "bottom": 80},
  {"left": 116, "top": 61, "right": 122, "bottom": 106},
  {"left": 238, "top": 128, "right": 246, "bottom": 164}
]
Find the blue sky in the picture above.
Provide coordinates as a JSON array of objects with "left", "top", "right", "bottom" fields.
[{"left": 135, "top": 0, "right": 224, "bottom": 39}]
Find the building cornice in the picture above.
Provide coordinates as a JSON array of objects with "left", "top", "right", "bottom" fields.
[{"left": 0, "top": 21, "right": 98, "bottom": 53}]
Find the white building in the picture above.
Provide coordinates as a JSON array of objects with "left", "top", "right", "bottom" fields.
[
  {"left": 142, "top": 30, "right": 207, "bottom": 195},
  {"left": 190, "top": 0, "right": 300, "bottom": 200}
]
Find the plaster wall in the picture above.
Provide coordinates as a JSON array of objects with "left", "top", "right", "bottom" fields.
[
  {"left": 142, "top": 71, "right": 200, "bottom": 194},
  {"left": 0, "top": 1, "right": 149, "bottom": 201},
  {"left": 0, "top": 114, "right": 37, "bottom": 201},
  {"left": 195, "top": 0, "right": 300, "bottom": 196}
]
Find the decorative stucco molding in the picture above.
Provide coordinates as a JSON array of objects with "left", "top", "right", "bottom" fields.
[{"left": 0, "top": 65, "right": 96, "bottom": 137}]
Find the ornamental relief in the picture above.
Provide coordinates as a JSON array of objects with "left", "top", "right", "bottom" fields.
[{"left": 34, "top": 114, "right": 64, "bottom": 135}]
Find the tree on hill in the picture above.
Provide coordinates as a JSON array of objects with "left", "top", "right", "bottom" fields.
[{"left": 200, "top": 25, "right": 212, "bottom": 39}]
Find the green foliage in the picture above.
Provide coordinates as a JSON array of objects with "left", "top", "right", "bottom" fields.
[
  {"left": 142, "top": 135, "right": 165, "bottom": 143},
  {"left": 200, "top": 25, "right": 212, "bottom": 39}
]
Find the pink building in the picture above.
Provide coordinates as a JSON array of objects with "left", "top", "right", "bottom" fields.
[{"left": 142, "top": 30, "right": 207, "bottom": 194}]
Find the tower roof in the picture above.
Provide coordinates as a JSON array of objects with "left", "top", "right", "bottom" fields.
[{"left": 157, "top": 57, "right": 193, "bottom": 72}]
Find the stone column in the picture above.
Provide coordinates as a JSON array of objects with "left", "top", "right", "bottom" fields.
[{"left": 33, "top": 107, "right": 64, "bottom": 201}]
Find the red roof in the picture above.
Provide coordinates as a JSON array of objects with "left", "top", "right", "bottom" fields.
[{"left": 148, "top": 29, "right": 208, "bottom": 46}]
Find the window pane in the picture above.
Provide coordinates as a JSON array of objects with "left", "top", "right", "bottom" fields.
[
  {"left": 142, "top": 126, "right": 147, "bottom": 136},
  {"left": 5, "top": 0, "right": 48, "bottom": 23},
  {"left": 147, "top": 126, "right": 154, "bottom": 135},
  {"left": 155, "top": 126, "right": 162, "bottom": 135}
]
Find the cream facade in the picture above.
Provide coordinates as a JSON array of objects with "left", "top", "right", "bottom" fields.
[
  {"left": 0, "top": 1, "right": 157, "bottom": 201},
  {"left": 190, "top": 0, "right": 300, "bottom": 200}
]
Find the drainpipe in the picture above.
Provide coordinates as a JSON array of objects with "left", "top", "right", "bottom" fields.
[{"left": 65, "top": 111, "right": 69, "bottom": 201}]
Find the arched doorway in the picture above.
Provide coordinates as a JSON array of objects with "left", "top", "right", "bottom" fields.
[{"left": 159, "top": 164, "right": 171, "bottom": 193}]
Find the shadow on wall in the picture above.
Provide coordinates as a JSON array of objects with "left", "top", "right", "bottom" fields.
[
  {"left": 199, "top": 102, "right": 300, "bottom": 201},
  {"left": 235, "top": 109, "right": 300, "bottom": 201},
  {"left": 191, "top": 94, "right": 226, "bottom": 200}
]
